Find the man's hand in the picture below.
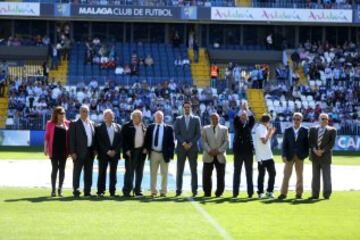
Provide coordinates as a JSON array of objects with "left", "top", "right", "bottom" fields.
[
  {"left": 126, "top": 150, "right": 131, "bottom": 158},
  {"left": 314, "top": 149, "right": 322, "bottom": 157},
  {"left": 182, "top": 142, "right": 190, "bottom": 151},
  {"left": 269, "top": 127, "right": 276, "bottom": 135},
  {"left": 107, "top": 150, "right": 116, "bottom": 158},
  {"left": 71, "top": 153, "right": 77, "bottom": 161},
  {"left": 107, "top": 150, "right": 112, "bottom": 157},
  {"left": 143, "top": 149, "right": 148, "bottom": 154},
  {"left": 208, "top": 149, "right": 218, "bottom": 156},
  {"left": 282, "top": 156, "right": 287, "bottom": 163},
  {"left": 241, "top": 102, "right": 249, "bottom": 111}
]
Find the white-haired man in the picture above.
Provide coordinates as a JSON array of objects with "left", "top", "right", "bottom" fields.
[
  {"left": 121, "top": 109, "right": 147, "bottom": 197},
  {"left": 95, "top": 109, "right": 122, "bottom": 197},
  {"left": 278, "top": 112, "right": 309, "bottom": 200},
  {"left": 69, "top": 105, "right": 96, "bottom": 197},
  {"left": 308, "top": 113, "right": 337, "bottom": 200},
  {"left": 144, "top": 111, "right": 175, "bottom": 197}
]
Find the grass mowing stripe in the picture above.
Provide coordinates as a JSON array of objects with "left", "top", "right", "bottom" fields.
[{"left": 187, "top": 197, "right": 234, "bottom": 240}]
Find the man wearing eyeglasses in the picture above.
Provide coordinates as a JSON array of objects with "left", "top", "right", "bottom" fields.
[
  {"left": 278, "top": 112, "right": 309, "bottom": 200},
  {"left": 308, "top": 113, "right": 337, "bottom": 200}
]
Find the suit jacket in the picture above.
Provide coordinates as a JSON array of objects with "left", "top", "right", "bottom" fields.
[
  {"left": 309, "top": 126, "right": 337, "bottom": 164},
  {"left": 69, "top": 119, "right": 96, "bottom": 159},
  {"left": 121, "top": 121, "right": 146, "bottom": 160},
  {"left": 233, "top": 115, "right": 255, "bottom": 155},
  {"left": 174, "top": 115, "right": 201, "bottom": 152},
  {"left": 144, "top": 123, "right": 175, "bottom": 163},
  {"left": 282, "top": 126, "right": 309, "bottom": 161},
  {"left": 95, "top": 122, "right": 122, "bottom": 161},
  {"left": 201, "top": 124, "right": 229, "bottom": 164}
]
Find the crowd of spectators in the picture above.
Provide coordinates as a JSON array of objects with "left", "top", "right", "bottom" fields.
[
  {"left": 265, "top": 40, "right": 360, "bottom": 134},
  {"left": 84, "top": 38, "right": 157, "bottom": 76},
  {"left": 6, "top": 76, "right": 245, "bottom": 132}
]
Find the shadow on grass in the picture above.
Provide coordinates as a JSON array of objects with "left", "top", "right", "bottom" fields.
[
  {"left": 4, "top": 195, "right": 260, "bottom": 204},
  {"left": 4, "top": 195, "right": 327, "bottom": 204},
  {"left": 261, "top": 198, "right": 325, "bottom": 205}
]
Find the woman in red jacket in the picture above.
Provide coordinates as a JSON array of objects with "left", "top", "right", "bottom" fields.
[{"left": 44, "top": 106, "right": 70, "bottom": 197}]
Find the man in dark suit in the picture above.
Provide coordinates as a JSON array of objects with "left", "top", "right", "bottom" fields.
[
  {"left": 69, "top": 105, "right": 96, "bottom": 197},
  {"left": 232, "top": 103, "right": 255, "bottom": 198},
  {"left": 95, "top": 109, "right": 122, "bottom": 197},
  {"left": 278, "top": 112, "right": 309, "bottom": 200},
  {"left": 144, "top": 111, "right": 175, "bottom": 198},
  {"left": 121, "top": 109, "right": 147, "bottom": 197},
  {"left": 174, "top": 101, "right": 201, "bottom": 197},
  {"left": 308, "top": 113, "right": 337, "bottom": 200}
]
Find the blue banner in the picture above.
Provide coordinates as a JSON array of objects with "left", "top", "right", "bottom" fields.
[{"left": 30, "top": 130, "right": 45, "bottom": 147}]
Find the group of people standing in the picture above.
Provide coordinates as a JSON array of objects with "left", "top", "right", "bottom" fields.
[{"left": 44, "top": 102, "right": 336, "bottom": 200}]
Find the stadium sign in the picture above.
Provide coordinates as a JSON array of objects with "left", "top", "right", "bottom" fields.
[
  {"left": 211, "top": 7, "right": 352, "bottom": 23},
  {"left": 335, "top": 136, "right": 360, "bottom": 151},
  {"left": 72, "top": 5, "right": 180, "bottom": 19},
  {"left": 0, "top": 2, "right": 40, "bottom": 16}
]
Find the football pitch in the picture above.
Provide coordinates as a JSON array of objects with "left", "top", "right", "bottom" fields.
[
  {"left": 1, "top": 188, "right": 360, "bottom": 240},
  {"left": 0, "top": 148, "right": 360, "bottom": 239}
]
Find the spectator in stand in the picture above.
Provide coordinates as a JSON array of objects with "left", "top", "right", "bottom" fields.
[
  {"left": 145, "top": 54, "right": 154, "bottom": 67},
  {"left": 51, "top": 44, "right": 59, "bottom": 70},
  {"left": 172, "top": 31, "right": 181, "bottom": 48},
  {"left": 193, "top": 40, "right": 199, "bottom": 63},
  {"left": 174, "top": 56, "right": 183, "bottom": 67}
]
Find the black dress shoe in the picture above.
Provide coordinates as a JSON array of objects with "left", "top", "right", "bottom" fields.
[
  {"left": 232, "top": 194, "right": 238, "bottom": 198},
  {"left": 57, "top": 189, "right": 63, "bottom": 197},
  {"left": 192, "top": 193, "right": 197, "bottom": 198},
  {"left": 308, "top": 196, "right": 319, "bottom": 200},
  {"left": 295, "top": 194, "right": 302, "bottom": 199},
  {"left": 97, "top": 193, "right": 105, "bottom": 198},
  {"left": 248, "top": 194, "right": 253, "bottom": 199},
  {"left": 204, "top": 193, "right": 211, "bottom": 197},
  {"left": 278, "top": 194, "right": 286, "bottom": 200},
  {"left": 160, "top": 193, "right": 167, "bottom": 197},
  {"left": 84, "top": 193, "right": 94, "bottom": 197},
  {"left": 123, "top": 193, "right": 131, "bottom": 197},
  {"left": 215, "top": 194, "right": 222, "bottom": 198},
  {"left": 175, "top": 191, "right": 182, "bottom": 197},
  {"left": 135, "top": 193, "right": 144, "bottom": 197},
  {"left": 324, "top": 196, "right": 330, "bottom": 200},
  {"left": 73, "top": 191, "right": 81, "bottom": 198},
  {"left": 51, "top": 191, "right": 56, "bottom": 198}
]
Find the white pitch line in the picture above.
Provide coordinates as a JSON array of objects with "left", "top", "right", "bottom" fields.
[{"left": 186, "top": 197, "right": 234, "bottom": 240}]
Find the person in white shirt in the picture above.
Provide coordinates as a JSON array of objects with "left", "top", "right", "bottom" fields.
[{"left": 254, "top": 113, "right": 276, "bottom": 199}]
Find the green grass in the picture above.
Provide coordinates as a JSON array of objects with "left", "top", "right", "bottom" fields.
[
  {"left": 0, "top": 146, "right": 359, "bottom": 165},
  {"left": 1, "top": 188, "right": 359, "bottom": 240}
]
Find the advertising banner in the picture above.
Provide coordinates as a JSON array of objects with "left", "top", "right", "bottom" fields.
[
  {"left": 211, "top": 7, "right": 353, "bottom": 23},
  {"left": 0, "top": 130, "right": 30, "bottom": 146},
  {"left": 71, "top": 5, "right": 180, "bottom": 19},
  {"left": 0, "top": 2, "right": 40, "bottom": 16}
]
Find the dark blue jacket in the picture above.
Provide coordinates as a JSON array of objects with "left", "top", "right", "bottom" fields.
[
  {"left": 144, "top": 123, "right": 175, "bottom": 163},
  {"left": 282, "top": 126, "right": 309, "bottom": 161}
]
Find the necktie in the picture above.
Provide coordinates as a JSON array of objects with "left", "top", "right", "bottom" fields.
[
  {"left": 185, "top": 116, "right": 189, "bottom": 129},
  {"left": 317, "top": 127, "right": 325, "bottom": 147},
  {"left": 154, "top": 125, "right": 159, "bottom": 147},
  {"left": 213, "top": 126, "right": 216, "bottom": 134}
]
